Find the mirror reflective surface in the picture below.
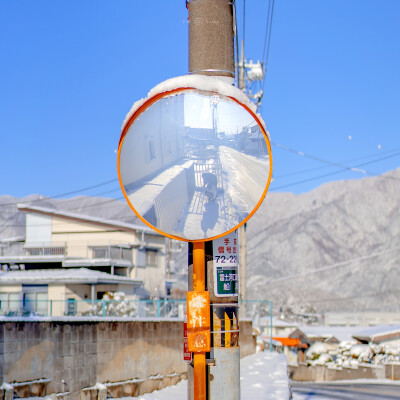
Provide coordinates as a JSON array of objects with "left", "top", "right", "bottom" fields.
[{"left": 118, "top": 90, "right": 272, "bottom": 241}]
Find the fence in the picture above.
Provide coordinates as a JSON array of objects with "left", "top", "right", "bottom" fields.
[
  {"left": 193, "top": 161, "right": 223, "bottom": 190},
  {"left": 0, "top": 298, "right": 272, "bottom": 322}
]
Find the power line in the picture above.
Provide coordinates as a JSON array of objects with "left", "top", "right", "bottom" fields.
[
  {"left": 271, "top": 142, "right": 370, "bottom": 175},
  {"left": 243, "top": 0, "right": 246, "bottom": 50},
  {"left": 260, "top": 0, "right": 275, "bottom": 107},
  {"left": 4, "top": 149, "right": 399, "bottom": 226},
  {"left": 269, "top": 149, "right": 400, "bottom": 191},
  {"left": 264, "top": 246, "right": 400, "bottom": 285},
  {"left": 273, "top": 148, "right": 400, "bottom": 179},
  {"left": 0, "top": 196, "right": 138, "bottom": 233},
  {"left": 63, "top": 196, "right": 126, "bottom": 212},
  {"left": 262, "top": 0, "right": 274, "bottom": 68},
  {"left": 0, "top": 178, "right": 119, "bottom": 208},
  {"left": 271, "top": 142, "right": 400, "bottom": 179}
]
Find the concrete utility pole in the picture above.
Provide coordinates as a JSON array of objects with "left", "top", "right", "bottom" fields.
[
  {"left": 187, "top": 1, "right": 240, "bottom": 399},
  {"left": 189, "top": 0, "right": 235, "bottom": 80}
]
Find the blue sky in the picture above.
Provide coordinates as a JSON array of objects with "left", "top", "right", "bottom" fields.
[{"left": 1, "top": 0, "right": 399, "bottom": 199}]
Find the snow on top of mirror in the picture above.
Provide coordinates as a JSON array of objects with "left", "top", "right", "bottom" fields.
[{"left": 121, "top": 75, "right": 261, "bottom": 132}]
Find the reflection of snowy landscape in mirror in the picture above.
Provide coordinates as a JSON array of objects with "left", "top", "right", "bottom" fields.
[{"left": 119, "top": 91, "right": 270, "bottom": 241}]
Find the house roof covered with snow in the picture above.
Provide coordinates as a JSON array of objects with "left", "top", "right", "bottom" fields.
[
  {"left": 259, "top": 317, "right": 298, "bottom": 328},
  {"left": 299, "top": 325, "right": 368, "bottom": 343},
  {"left": 352, "top": 324, "right": 400, "bottom": 344},
  {"left": 17, "top": 204, "right": 158, "bottom": 235},
  {"left": 0, "top": 268, "right": 143, "bottom": 286}
]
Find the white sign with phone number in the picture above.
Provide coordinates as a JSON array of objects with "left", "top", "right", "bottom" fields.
[
  {"left": 213, "top": 230, "right": 239, "bottom": 297},
  {"left": 212, "top": 230, "right": 239, "bottom": 267}
]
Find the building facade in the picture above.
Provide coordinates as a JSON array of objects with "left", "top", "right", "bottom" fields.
[{"left": 0, "top": 204, "right": 169, "bottom": 316}]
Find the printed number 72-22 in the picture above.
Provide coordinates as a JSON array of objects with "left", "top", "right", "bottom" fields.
[{"left": 215, "top": 256, "right": 237, "bottom": 263}]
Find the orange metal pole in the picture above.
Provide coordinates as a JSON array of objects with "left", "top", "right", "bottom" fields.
[
  {"left": 193, "top": 242, "right": 205, "bottom": 291},
  {"left": 193, "top": 352, "right": 206, "bottom": 400},
  {"left": 193, "top": 242, "right": 206, "bottom": 400}
]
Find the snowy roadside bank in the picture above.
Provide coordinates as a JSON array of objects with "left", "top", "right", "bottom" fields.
[
  {"left": 240, "top": 351, "right": 291, "bottom": 400},
  {"left": 292, "top": 378, "right": 400, "bottom": 386},
  {"left": 122, "top": 351, "right": 291, "bottom": 400}
]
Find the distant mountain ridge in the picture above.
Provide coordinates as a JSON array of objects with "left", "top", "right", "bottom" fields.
[
  {"left": 246, "top": 168, "right": 400, "bottom": 313},
  {"left": 1, "top": 168, "right": 400, "bottom": 313}
]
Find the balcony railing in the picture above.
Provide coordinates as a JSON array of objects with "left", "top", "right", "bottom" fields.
[
  {"left": 19, "top": 243, "right": 133, "bottom": 262},
  {"left": 25, "top": 246, "right": 66, "bottom": 256},
  {"left": 90, "top": 246, "right": 132, "bottom": 262}
]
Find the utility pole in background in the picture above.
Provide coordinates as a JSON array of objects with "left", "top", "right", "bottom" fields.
[
  {"left": 187, "top": 1, "right": 239, "bottom": 399},
  {"left": 238, "top": 37, "right": 248, "bottom": 307}
]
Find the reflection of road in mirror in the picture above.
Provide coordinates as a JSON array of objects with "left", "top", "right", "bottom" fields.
[
  {"left": 219, "top": 146, "right": 269, "bottom": 211},
  {"left": 201, "top": 199, "right": 219, "bottom": 238},
  {"left": 122, "top": 147, "right": 270, "bottom": 240},
  {"left": 175, "top": 189, "right": 232, "bottom": 240}
]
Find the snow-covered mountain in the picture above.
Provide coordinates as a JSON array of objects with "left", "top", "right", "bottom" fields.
[
  {"left": 1, "top": 167, "right": 399, "bottom": 313},
  {"left": 246, "top": 167, "right": 400, "bottom": 314}
]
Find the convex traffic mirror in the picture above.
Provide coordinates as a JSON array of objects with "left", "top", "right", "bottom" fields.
[{"left": 118, "top": 76, "right": 272, "bottom": 241}]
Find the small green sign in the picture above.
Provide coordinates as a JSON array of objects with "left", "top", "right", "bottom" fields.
[{"left": 216, "top": 267, "right": 238, "bottom": 296}]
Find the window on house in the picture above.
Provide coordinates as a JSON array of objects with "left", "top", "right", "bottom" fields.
[
  {"left": 0, "top": 292, "right": 20, "bottom": 315},
  {"left": 66, "top": 298, "right": 77, "bottom": 316},
  {"left": 23, "top": 292, "right": 48, "bottom": 315},
  {"left": 146, "top": 249, "right": 158, "bottom": 266},
  {"left": 97, "top": 291, "right": 106, "bottom": 300},
  {"left": 145, "top": 137, "right": 156, "bottom": 162},
  {"left": 22, "top": 285, "right": 48, "bottom": 315},
  {"left": 149, "top": 140, "right": 156, "bottom": 160}
]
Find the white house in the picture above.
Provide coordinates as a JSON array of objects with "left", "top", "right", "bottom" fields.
[{"left": 0, "top": 204, "right": 169, "bottom": 315}]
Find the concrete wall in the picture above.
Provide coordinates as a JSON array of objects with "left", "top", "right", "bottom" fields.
[
  {"left": 0, "top": 318, "right": 255, "bottom": 399},
  {"left": 290, "top": 363, "right": 386, "bottom": 382},
  {"left": 385, "top": 363, "right": 400, "bottom": 380}
]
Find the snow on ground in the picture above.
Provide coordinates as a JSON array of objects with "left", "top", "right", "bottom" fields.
[
  {"left": 219, "top": 146, "right": 270, "bottom": 212},
  {"left": 122, "top": 351, "right": 290, "bottom": 400},
  {"left": 240, "top": 351, "right": 291, "bottom": 400},
  {"left": 306, "top": 339, "right": 400, "bottom": 369}
]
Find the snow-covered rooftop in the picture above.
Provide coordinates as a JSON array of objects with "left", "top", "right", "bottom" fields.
[
  {"left": 0, "top": 268, "right": 143, "bottom": 285},
  {"left": 17, "top": 204, "right": 158, "bottom": 235},
  {"left": 352, "top": 324, "right": 400, "bottom": 342},
  {"left": 259, "top": 317, "right": 298, "bottom": 328},
  {"left": 299, "top": 325, "right": 368, "bottom": 343},
  {"left": 0, "top": 236, "right": 25, "bottom": 243}
]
